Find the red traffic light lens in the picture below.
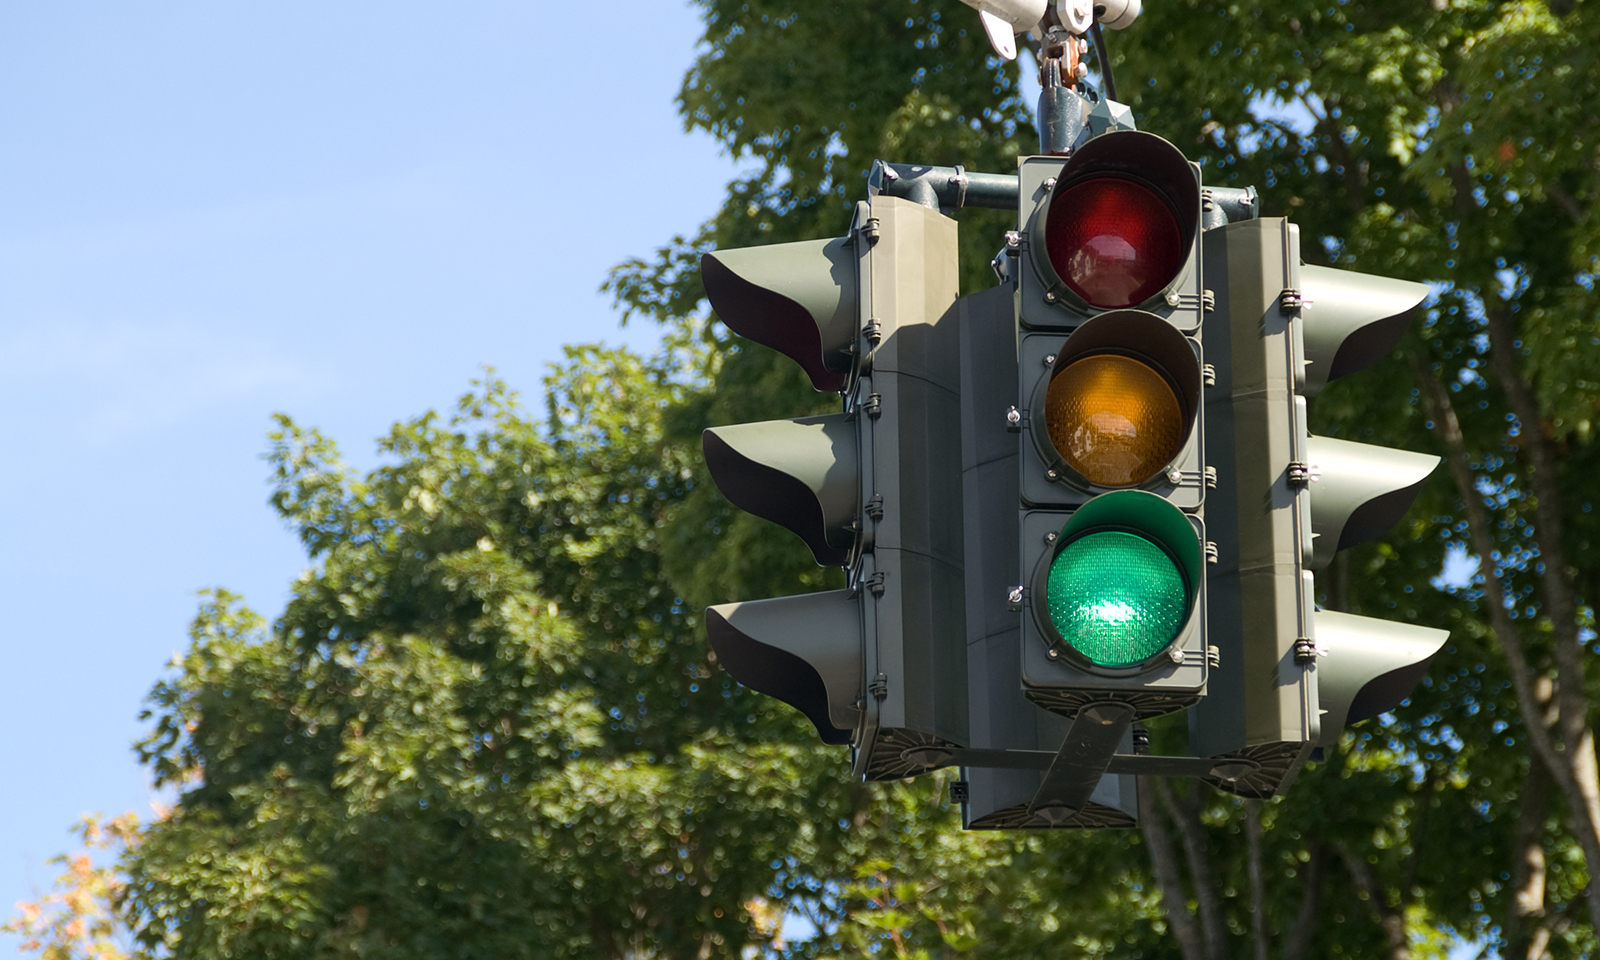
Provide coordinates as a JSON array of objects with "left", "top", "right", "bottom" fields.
[{"left": 1045, "top": 177, "right": 1185, "bottom": 309}]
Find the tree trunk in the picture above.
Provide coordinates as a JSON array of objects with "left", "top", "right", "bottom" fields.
[
  {"left": 1139, "top": 777, "right": 1207, "bottom": 960},
  {"left": 1154, "top": 778, "right": 1227, "bottom": 960},
  {"left": 1282, "top": 843, "right": 1327, "bottom": 960},
  {"left": 1418, "top": 345, "right": 1600, "bottom": 932},
  {"left": 1341, "top": 849, "right": 1410, "bottom": 960},
  {"left": 1505, "top": 755, "right": 1551, "bottom": 960},
  {"left": 1245, "top": 800, "right": 1270, "bottom": 960}
]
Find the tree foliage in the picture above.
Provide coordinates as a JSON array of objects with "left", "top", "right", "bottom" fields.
[
  {"left": 117, "top": 358, "right": 873, "bottom": 958},
  {"left": 14, "top": 1, "right": 1600, "bottom": 958},
  {"left": 4, "top": 815, "right": 139, "bottom": 960}
]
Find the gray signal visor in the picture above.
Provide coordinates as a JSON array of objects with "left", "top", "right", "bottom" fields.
[
  {"left": 1306, "top": 436, "right": 1439, "bottom": 570},
  {"left": 701, "top": 237, "right": 858, "bottom": 393},
  {"left": 706, "top": 591, "right": 864, "bottom": 743},
  {"left": 1314, "top": 610, "right": 1448, "bottom": 747},
  {"left": 702, "top": 414, "right": 860, "bottom": 568},
  {"left": 1299, "top": 265, "right": 1429, "bottom": 397}
]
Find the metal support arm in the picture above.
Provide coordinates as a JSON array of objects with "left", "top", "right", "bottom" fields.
[
  {"left": 868, "top": 161, "right": 1019, "bottom": 214},
  {"left": 1026, "top": 703, "right": 1135, "bottom": 823},
  {"left": 938, "top": 747, "right": 1260, "bottom": 780}
]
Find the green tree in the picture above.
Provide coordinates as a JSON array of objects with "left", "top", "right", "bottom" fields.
[
  {"left": 1103, "top": 4, "right": 1600, "bottom": 958},
  {"left": 100, "top": 349, "right": 1154, "bottom": 958},
  {"left": 117, "top": 357, "right": 867, "bottom": 958},
  {"left": 609, "top": 1, "right": 1600, "bottom": 958}
]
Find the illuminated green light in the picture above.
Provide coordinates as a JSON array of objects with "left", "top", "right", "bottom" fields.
[{"left": 1046, "top": 531, "right": 1188, "bottom": 667}]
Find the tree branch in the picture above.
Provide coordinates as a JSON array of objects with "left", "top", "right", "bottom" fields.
[
  {"left": 1525, "top": 882, "right": 1586, "bottom": 960},
  {"left": 1412, "top": 360, "right": 1567, "bottom": 794},
  {"left": 1484, "top": 304, "right": 1584, "bottom": 670},
  {"left": 1402, "top": 775, "right": 1432, "bottom": 907},
  {"left": 1545, "top": 184, "right": 1584, "bottom": 225},
  {"left": 1139, "top": 778, "right": 1207, "bottom": 960},
  {"left": 1244, "top": 800, "right": 1269, "bottom": 960},
  {"left": 1154, "top": 778, "right": 1227, "bottom": 960},
  {"left": 1505, "top": 753, "right": 1551, "bottom": 960},
  {"left": 1296, "top": 91, "right": 1366, "bottom": 213},
  {"left": 1341, "top": 849, "right": 1410, "bottom": 960},
  {"left": 1283, "top": 843, "right": 1327, "bottom": 960},
  {"left": 1448, "top": 161, "right": 1480, "bottom": 218},
  {"left": 1482, "top": 304, "right": 1600, "bottom": 930}
]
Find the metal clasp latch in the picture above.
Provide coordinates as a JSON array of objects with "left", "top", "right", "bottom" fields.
[
  {"left": 1293, "top": 638, "right": 1326, "bottom": 665},
  {"left": 863, "top": 317, "right": 882, "bottom": 345}
]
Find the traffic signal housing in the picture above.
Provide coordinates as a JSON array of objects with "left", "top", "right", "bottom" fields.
[
  {"left": 700, "top": 197, "right": 971, "bottom": 781},
  {"left": 957, "top": 284, "right": 1140, "bottom": 830},
  {"left": 1193, "top": 219, "right": 1448, "bottom": 796},
  {"left": 696, "top": 129, "right": 1450, "bottom": 821},
  {"left": 948, "top": 128, "right": 1210, "bottom": 829},
  {"left": 1013, "top": 129, "right": 1211, "bottom": 722}
]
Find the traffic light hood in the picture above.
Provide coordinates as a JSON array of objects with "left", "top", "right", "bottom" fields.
[
  {"left": 1055, "top": 489, "right": 1203, "bottom": 596},
  {"left": 697, "top": 197, "right": 968, "bottom": 781},
  {"left": 1031, "top": 310, "right": 1202, "bottom": 492},
  {"left": 1305, "top": 436, "right": 1440, "bottom": 570},
  {"left": 702, "top": 415, "right": 860, "bottom": 568},
  {"left": 1030, "top": 130, "right": 1200, "bottom": 312},
  {"left": 1314, "top": 610, "right": 1448, "bottom": 747},
  {"left": 1031, "top": 490, "right": 1204, "bottom": 672},
  {"left": 706, "top": 592, "right": 864, "bottom": 744},
  {"left": 701, "top": 238, "right": 858, "bottom": 393},
  {"left": 1299, "top": 265, "right": 1430, "bottom": 397}
]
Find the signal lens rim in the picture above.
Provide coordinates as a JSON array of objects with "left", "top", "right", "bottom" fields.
[
  {"left": 1030, "top": 490, "right": 1205, "bottom": 675},
  {"left": 1044, "top": 529, "right": 1191, "bottom": 668},
  {"left": 1029, "top": 310, "right": 1203, "bottom": 494},
  {"left": 1045, "top": 176, "right": 1185, "bottom": 310},
  {"left": 1044, "top": 352, "right": 1186, "bottom": 488}
]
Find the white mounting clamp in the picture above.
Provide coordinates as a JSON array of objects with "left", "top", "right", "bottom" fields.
[{"left": 957, "top": 0, "right": 1047, "bottom": 60}]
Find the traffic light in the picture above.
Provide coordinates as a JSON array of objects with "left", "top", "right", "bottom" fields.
[
  {"left": 1013, "top": 129, "right": 1210, "bottom": 721},
  {"left": 1192, "top": 219, "right": 1449, "bottom": 797},
  {"left": 697, "top": 132, "right": 1447, "bottom": 818},
  {"left": 700, "top": 196, "right": 971, "bottom": 782},
  {"left": 948, "top": 127, "right": 1208, "bottom": 827}
]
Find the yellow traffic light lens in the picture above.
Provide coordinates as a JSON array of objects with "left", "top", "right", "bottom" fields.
[{"left": 1045, "top": 354, "right": 1183, "bottom": 487}]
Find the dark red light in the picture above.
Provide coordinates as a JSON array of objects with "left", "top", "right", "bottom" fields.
[{"left": 1045, "top": 177, "right": 1185, "bottom": 309}]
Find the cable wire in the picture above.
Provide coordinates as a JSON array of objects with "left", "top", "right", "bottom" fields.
[{"left": 1090, "top": 22, "right": 1117, "bottom": 102}]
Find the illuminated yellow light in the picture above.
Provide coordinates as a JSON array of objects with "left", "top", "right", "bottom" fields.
[{"left": 1045, "top": 354, "right": 1183, "bottom": 486}]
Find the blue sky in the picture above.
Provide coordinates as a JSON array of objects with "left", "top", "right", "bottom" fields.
[{"left": 0, "top": 0, "right": 743, "bottom": 926}]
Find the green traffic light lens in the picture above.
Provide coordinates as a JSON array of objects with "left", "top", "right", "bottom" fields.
[{"left": 1046, "top": 531, "right": 1189, "bottom": 667}]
